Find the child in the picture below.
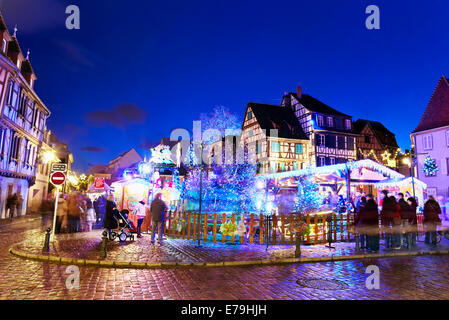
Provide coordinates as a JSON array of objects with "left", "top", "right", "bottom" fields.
[{"left": 85, "top": 199, "right": 96, "bottom": 232}]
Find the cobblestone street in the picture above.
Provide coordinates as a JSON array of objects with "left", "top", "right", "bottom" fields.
[{"left": 2, "top": 215, "right": 449, "bottom": 300}]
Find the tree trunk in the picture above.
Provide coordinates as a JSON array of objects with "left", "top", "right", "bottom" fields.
[{"left": 295, "top": 232, "right": 302, "bottom": 257}]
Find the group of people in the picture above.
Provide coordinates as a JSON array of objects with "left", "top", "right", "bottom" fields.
[
  {"left": 54, "top": 191, "right": 96, "bottom": 234},
  {"left": 5, "top": 192, "right": 24, "bottom": 219},
  {"left": 103, "top": 192, "right": 168, "bottom": 244},
  {"left": 354, "top": 190, "right": 443, "bottom": 252}
]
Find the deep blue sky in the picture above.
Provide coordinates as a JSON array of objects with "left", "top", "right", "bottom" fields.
[{"left": 2, "top": 0, "right": 449, "bottom": 172}]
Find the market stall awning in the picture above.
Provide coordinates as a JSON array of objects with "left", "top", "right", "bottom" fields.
[
  {"left": 256, "top": 159, "right": 404, "bottom": 181},
  {"left": 374, "top": 177, "right": 427, "bottom": 189}
]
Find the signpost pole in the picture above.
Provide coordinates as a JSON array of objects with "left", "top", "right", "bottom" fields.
[{"left": 51, "top": 186, "right": 60, "bottom": 239}]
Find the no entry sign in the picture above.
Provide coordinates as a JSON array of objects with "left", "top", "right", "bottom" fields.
[{"left": 50, "top": 171, "right": 66, "bottom": 186}]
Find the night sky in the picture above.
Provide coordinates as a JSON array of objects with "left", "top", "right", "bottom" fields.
[{"left": 2, "top": 0, "right": 449, "bottom": 172}]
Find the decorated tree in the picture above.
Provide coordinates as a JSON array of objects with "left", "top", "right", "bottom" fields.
[
  {"left": 183, "top": 141, "right": 199, "bottom": 167},
  {"left": 200, "top": 105, "right": 240, "bottom": 141},
  {"left": 294, "top": 175, "right": 323, "bottom": 214},
  {"left": 423, "top": 156, "right": 439, "bottom": 176}
]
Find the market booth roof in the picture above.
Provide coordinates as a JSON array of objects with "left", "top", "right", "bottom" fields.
[
  {"left": 256, "top": 159, "right": 404, "bottom": 182},
  {"left": 374, "top": 177, "right": 427, "bottom": 189}
]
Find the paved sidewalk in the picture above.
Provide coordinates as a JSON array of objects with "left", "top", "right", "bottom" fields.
[{"left": 11, "top": 229, "right": 449, "bottom": 266}]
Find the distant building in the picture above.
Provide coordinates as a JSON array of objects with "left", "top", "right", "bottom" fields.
[
  {"left": 353, "top": 119, "right": 400, "bottom": 168},
  {"left": 106, "top": 148, "right": 143, "bottom": 178},
  {"left": 411, "top": 76, "right": 449, "bottom": 202},
  {"left": 281, "top": 87, "right": 358, "bottom": 167},
  {"left": 240, "top": 102, "right": 309, "bottom": 174},
  {"left": 0, "top": 15, "right": 51, "bottom": 219}
]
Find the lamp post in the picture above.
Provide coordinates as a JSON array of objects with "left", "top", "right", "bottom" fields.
[
  {"left": 403, "top": 150, "right": 428, "bottom": 200},
  {"left": 197, "top": 141, "right": 204, "bottom": 247}
]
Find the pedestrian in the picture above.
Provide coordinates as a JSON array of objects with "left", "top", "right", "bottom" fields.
[
  {"left": 6, "top": 193, "right": 18, "bottom": 220},
  {"left": 104, "top": 194, "right": 117, "bottom": 231},
  {"left": 94, "top": 194, "right": 107, "bottom": 228},
  {"left": 55, "top": 194, "right": 68, "bottom": 234},
  {"left": 391, "top": 196, "right": 402, "bottom": 249},
  {"left": 380, "top": 190, "right": 395, "bottom": 249},
  {"left": 16, "top": 193, "right": 23, "bottom": 217},
  {"left": 354, "top": 196, "right": 368, "bottom": 249},
  {"left": 359, "top": 198, "right": 380, "bottom": 252},
  {"left": 150, "top": 193, "right": 167, "bottom": 245},
  {"left": 406, "top": 197, "right": 418, "bottom": 249},
  {"left": 85, "top": 198, "right": 96, "bottom": 232},
  {"left": 398, "top": 193, "right": 410, "bottom": 248},
  {"left": 423, "top": 196, "right": 442, "bottom": 246},
  {"left": 67, "top": 192, "right": 82, "bottom": 233},
  {"left": 134, "top": 199, "right": 147, "bottom": 238}
]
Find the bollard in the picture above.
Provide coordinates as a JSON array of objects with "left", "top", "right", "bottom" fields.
[
  {"left": 42, "top": 227, "right": 51, "bottom": 253},
  {"left": 100, "top": 231, "right": 108, "bottom": 259}
]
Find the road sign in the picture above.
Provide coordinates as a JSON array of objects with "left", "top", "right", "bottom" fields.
[
  {"left": 50, "top": 171, "right": 66, "bottom": 186},
  {"left": 51, "top": 163, "right": 67, "bottom": 172},
  {"left": 94, "top": 177, "right": 105, "bottom": 189}
]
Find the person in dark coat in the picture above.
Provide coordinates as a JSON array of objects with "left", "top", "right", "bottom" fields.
[
  {"left": 358, "top": 199, "right": 380, "bottom": 252},
  {"left": 94, "top": 194, "right": 107, "bottom": 229},
  {"left": 150, "top": 193, "right": 167, "bottom": 244},
  {"left": 380, "top": 191, "right": 395, "bottom": 248},
  {"left": 406, "top": 197, "right": 418, "bottom": 249},
  {"left": 103, "top": 194, "right": 118, "bottom": 231},
  {"left": 354, "top": 196, "right": 368, "bottom": 249},
  {"left": 398, "top": 193, "right": 410, "bottom": 248},
  {"left": 423, "top": 196, "right": 442, "bottom": 246}
]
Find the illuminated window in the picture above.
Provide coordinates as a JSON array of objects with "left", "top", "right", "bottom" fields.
[
  {"left": 247, "top": 111, "right": 252, "bottom": 120},
  {"left": 295, "top": 144, "right": 303, "bottom": 154},
  {"left": 345, "top": 119, "right": 352, "bottom": 130},
  {"left": 271, "top": 141, "right": 279, "bottom": 152}
]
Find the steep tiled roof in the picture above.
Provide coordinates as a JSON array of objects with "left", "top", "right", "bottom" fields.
[
  {"left": 21, "top": 59, "right": 34, "bottom": 75},
  {"left": 412, "top": 76, "right": 449, "bottom": 133},
  {"left": 0, "top": 14, "right": 7, "bottom": 32},
  {"left": 289, "top": 93, "right": 350, "bottom": 117},
  {"left": 246, "top": 102, "right": 309, "bottom": 140},
  {"left": 7, "top": 37, "right": 21, "bottom": 54},
  {"left": 354, "top": 119, "right": 399, "bottom": 148}
]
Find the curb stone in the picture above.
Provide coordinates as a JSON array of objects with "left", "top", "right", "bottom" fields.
[{"left": 9, "top": 245, "right": 449, "bottom": 269}]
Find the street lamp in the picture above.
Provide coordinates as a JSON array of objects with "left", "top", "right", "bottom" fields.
[{"left": 403, "top": 150, "right": 428, "bottom": 200}]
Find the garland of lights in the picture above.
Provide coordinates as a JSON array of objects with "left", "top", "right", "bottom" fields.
[
  {"left": 358, "top": 148, "right": 399, "bottom": 168},
  {"left": 256, "top": 159, "right": 404, "bottom": 180},
  {"left": 375, "top": 177, "right": 427, "bottom": 189}
]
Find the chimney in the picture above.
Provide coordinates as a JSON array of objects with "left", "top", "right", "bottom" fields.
[{"left": 296, "top": 86, "right": 302, "bottom": 98}]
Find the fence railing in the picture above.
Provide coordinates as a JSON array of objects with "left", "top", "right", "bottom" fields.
[{"left": 158, "top": 211, "right": 356, "bottom": 245}]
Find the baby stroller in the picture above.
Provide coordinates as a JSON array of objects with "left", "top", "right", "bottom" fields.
[{"left": 108, "top": 209, "right": 136, "bottom": 242}]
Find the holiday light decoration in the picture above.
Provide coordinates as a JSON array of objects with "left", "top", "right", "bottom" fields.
[
  {"left": 374, "top": 177, "right": 427, "bottom": 189},
  {"left": 423, "top": 156, "right": 439, "bottom": 176},
  {"left": 359, "top": 148, "right": 399, "bottom": 168},
  {"left": 256, "top": 159, "right": 404, "bottom": 180}
]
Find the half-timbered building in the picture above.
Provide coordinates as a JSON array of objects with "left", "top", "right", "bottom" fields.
[
  {"left": 281, "top": 87, "right": 358, "bottom": 167},
  {"left": 353, "top": 119, "right": 400, "bottom": 168},
  {"left": 241, "top": 102, "right": 309, "bottom": 174},
  {"left": 0, "top": 15, "right": 50, "bottom": 219}
]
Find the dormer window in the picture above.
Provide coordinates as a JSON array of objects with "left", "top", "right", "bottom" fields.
[
  {"left": 317, "top": 115, "right": 324, "bottom": 127},
  {"left": 247, "top": 111, "right": 252, "bottom": 120},
  {"left": 345, "top": 119, "right": 352, "bottom": 130}
]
